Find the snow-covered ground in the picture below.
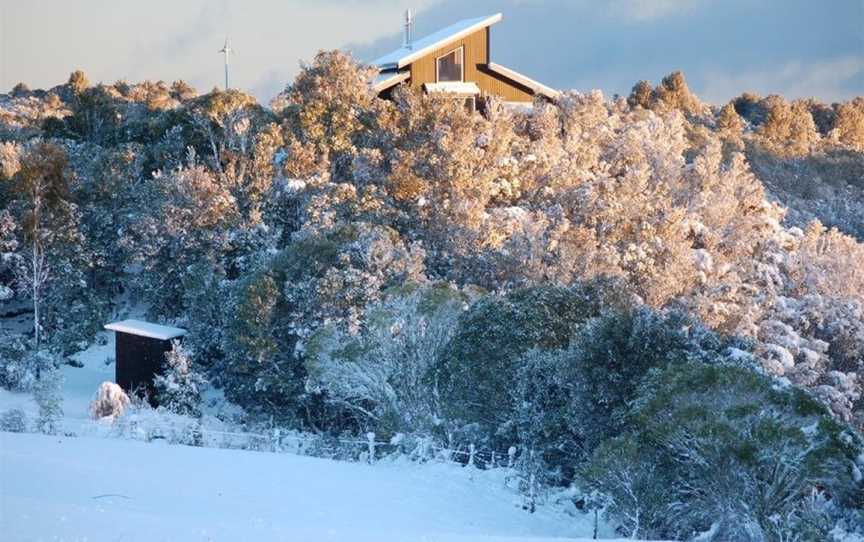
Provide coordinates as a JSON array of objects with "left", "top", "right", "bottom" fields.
[
  {"left": 0, "top": 330, "right": 115, "bottom": 433},
  {"left": 0, "top": 331, "right": 628, "bottom": 541},
  {"left": 1, "top": 431, "right": 614, "bottom": 542}
]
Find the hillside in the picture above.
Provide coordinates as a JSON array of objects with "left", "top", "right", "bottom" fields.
[{"left": 1, "top": 59, "right": 863, "bottom": 540}]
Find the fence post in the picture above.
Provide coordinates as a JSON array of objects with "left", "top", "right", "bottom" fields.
[
  {"left": 490, "top": 451, "right": 496, "bottom": 469},
  {"left": 271, "top": 428, "right": 281, "bottom": 452},
  {"left": 468, "top": 443, "right": 475, "bottom": 468},
  {"left": 366, "top": 432, "right": 376, "bottom": 464}
]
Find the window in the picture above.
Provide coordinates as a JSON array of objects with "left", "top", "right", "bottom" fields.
[{"left": 436, "top": 46, "right": 463, "bottom": 82}]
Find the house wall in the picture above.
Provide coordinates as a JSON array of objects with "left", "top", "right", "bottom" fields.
[{"left": 407, "top": 28, "right": 534, "bottom": 102}]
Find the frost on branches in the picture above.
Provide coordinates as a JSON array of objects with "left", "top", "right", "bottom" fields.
[
  {"left": 154, "top": 342, "right": 206, "bottom": 417},
  {"left": 89, "top": 381, "right": 131, "bottom": 421}
]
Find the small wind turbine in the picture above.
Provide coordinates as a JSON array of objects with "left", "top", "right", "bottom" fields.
[{"left": 218, "top": 37, "right": 234, "bottom": 90}]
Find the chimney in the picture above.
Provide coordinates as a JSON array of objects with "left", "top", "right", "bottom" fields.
[{"left": 403, "top": 8, "right": 414, "bottom": 49}]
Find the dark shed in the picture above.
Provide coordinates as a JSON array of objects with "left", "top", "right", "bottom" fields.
[{"left": 104, "top": 319, "right": 187, "bottom": 404}]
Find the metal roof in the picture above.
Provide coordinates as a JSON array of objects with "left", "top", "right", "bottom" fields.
[{"left": 373, "top": 13, "right": 503, "bottom": 70}]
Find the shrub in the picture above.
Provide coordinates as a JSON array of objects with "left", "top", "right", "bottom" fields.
[
  {"left": 513, "top": 307, "right": 747, "bottom": 481},
  {"left": 89, "top": 381, "right": 131, "bottom": 421},
  {"left": 304, "top": 283, "right": 466, "bottom": 436},
  {"left": 583, "top": 362, "right": 864, "bottom": 540},
  {"left": 434, "top": 283, "right": 617, "bottom": 445},
  {"left": 34, "top": 367, "right": 64, "bottom": 434},
  {"left": 0, "top": 409, "right": 27, "bottom": 432},
  {"left": 0, "top": 335, "right": 35, "bottom": 391}
]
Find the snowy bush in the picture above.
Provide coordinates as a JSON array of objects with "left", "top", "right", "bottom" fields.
[
  {"left": 110, "top": 401, "right": 205, "bottom": 447},
  {"left": 89, "top": 381, "right": 130, "bottom": 421},
  {"left": 33, "top": 367, "right": 63, "bottom": 435},
  {"left": 0, "top": 333, "right": 36, "bottom": 391},
  {"left": 582, "top": 362, "right": 864, "bottom": 541},
  {"left": 305, "top": 283, "right": 465, "bottom": 435},
  {"left": 0, "top": 408, "right": 27, "bottom": 432},
  {"left": 435, "top": 282, "right": 626, "bottom": 447},
  {"left": 513, "top": 306, "right": 749, "bottom": 482},
  {"left": 154, "top": 341, "right": 206, "bottom": 417}
]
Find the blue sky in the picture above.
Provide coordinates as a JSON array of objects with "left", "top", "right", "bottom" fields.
[{"left": 1, "top": 0, "right": 861, "bottom": 104}]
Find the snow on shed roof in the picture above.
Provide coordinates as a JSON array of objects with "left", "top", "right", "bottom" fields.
[
  {"left": 373, "top": 13, "right": 503, "bottom": 70},
  {"left": 104, "top": 319, "right": 187, "bottom": 341}
]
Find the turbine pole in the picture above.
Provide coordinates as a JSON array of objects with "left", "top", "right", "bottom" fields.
[{"left": 218, "top": 37, "right": 234, "bottom": 90}]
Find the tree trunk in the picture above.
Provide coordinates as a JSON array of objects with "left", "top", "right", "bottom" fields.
[{"left": 32, "top": 245, "right": 40, "bottom": 350}]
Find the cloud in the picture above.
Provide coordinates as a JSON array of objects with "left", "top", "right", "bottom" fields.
[
  {"left": 251, "top": 68, "right": 290, "bottom": 105},
  {"left": 700, "top": 56, "right": 864, "bottom": 103},
  {"left": 609, "top": 0, "right": 699, "bottom": 22}
]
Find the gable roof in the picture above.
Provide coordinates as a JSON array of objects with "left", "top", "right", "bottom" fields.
[
  {"left": 373, "top": 13, "right": 502, "bottom": 70},
  {"left": 105, "top": 319, "right": 187, "bottom": 341}
]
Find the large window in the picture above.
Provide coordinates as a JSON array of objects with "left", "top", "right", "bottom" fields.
[{"left": 436, "top": 46, "right": 464, "bottom": 82}]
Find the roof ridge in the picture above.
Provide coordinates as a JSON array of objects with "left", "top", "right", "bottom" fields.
[{"left": 373, "top": 13, "right": 502, "bottom": 70}]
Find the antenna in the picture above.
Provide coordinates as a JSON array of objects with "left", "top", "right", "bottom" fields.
[
  {"left": 218, "top": 37, "right": 234, "bottom": 90},
  {"left": 403, "top": 8, "right": 414, "bottom": 49}
]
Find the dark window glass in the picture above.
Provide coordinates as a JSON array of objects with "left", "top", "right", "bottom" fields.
[{"left": 436, "top": 47, "right": 463, "bottom": 82}]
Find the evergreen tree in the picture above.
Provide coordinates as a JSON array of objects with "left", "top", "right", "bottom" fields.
[
  {"left": 10, "top": 143, "right": 94, "bottom": 352},
  {"left": 154, "top": 342, "right": 206, "bottom": 417}
]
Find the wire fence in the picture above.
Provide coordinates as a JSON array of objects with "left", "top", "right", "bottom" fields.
[
  {"left": 12, "top": 414, "right": 545, "bottom": 513},
  {"left": 180, "top": 425, "right": 521, "bottom": 471}
]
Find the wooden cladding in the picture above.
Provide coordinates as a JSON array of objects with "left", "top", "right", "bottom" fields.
[
  {"left": 115, "top": 332, "right": 174, "bottom": 405},
  {"left": 408, "top": 28, "right": 534, "bottom": 102}
]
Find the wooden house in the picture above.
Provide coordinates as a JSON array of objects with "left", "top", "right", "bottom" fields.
[
  {"left": 372, "top": 12, "right": 559, "bottom": 107},
  {"left": 104, "top": 319, "right": 187, "bottom": 404}
]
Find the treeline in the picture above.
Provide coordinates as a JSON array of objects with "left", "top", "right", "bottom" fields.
[{"left": 1, "top": 55, "right": 864, "bottom": 539}]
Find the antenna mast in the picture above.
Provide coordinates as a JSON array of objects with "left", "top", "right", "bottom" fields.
[
  {"left": 403, "top": 9, "right": 414, "bottom": 49},
  {"left": 218, "top": 37, "right": 234, "bottom": 90}
]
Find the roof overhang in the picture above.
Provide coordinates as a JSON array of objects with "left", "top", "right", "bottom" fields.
[
  {"left": 486, "top": 62, "right": 560, "bottom": 100},
  {"left": 105, "top": 319, "right": 187, "bottom": 341},
  {"left": 374, "top": 13, "right": 503, "bottom": 70},
  {"left": 372, "top": 70, "right": 410, "bottom": 93}
]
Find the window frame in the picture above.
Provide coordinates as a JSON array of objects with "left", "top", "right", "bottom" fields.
[{"left": 435, "top": 46, "right": 464, "bottom": 83}]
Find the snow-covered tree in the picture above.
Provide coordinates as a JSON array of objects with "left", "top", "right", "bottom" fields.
[
  {"left": 33, "top": 359, "right": 63, "bottom": 434},
  {"left": 585, "top": 361, "right": 864, "bottom": 541},
  {"left": 122, "top": 162, "right": 239, "bottom": 316},
  {"left": 8, "top": 142, "right": 94, "bottom": 352},
  {"left": 304, "top": 283, "right": 465, "bottom": 434},
  {"left": 436, "top": 283, "right": 625, "bottom": 447},
  {"left": 154, "top": 342, "right": 206, "bottom": 417}
]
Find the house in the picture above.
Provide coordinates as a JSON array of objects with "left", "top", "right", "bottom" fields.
[
  {"left": 372, "top": 12, "right": 559, "bottom": 107},
  {"left": 104, "top": 319, "right": 187, "bottom": 404}
]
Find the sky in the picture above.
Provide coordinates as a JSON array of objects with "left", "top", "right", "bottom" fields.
[{"left": 1, "top": 0, "right": 861, "bottom": 105}]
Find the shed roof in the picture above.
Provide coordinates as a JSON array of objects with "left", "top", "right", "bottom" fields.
[
  {"left": 104, "top": 319, "right": 187, "bottom": 341},
  {"left": 373, "top": 13, "right": 503, "bottom": 70}
]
